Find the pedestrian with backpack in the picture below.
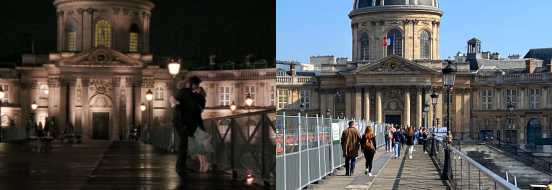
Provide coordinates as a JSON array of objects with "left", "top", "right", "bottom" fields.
[
  {"left": 413, "top": 127, "right": 419, "bottom": 151},
  {"left": 361, "top": 126, "right": 377, "bottom": 176},
  {"left": 384, "top": 126, "right": 391, "bottom": 152}
]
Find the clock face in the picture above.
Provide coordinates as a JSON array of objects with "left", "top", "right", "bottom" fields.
[
  {"left": 388, "top": 62, "right": 399, "bottom": 71},
  {"left": 97, "top": 54, "right": 106, "bottom": 63}
]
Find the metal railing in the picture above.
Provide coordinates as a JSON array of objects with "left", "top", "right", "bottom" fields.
[
  {"left": 424, "top": 138, "right": 521, "bottom": 190},
  {"left": 142, "top": 109, "right": 276, "bottom": 186},
  {"left": 276, "top": 112, "right": 389, "bottom": 190},
  {"left": 452, "top": 132, "right": 552, "bottom": 174},
  {"left": 1, "top": 127, "right": 37, "bottom": 141}
]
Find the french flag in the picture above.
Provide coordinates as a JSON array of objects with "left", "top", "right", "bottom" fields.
[{"left": 383, "top": 36, "right": 394, "bottom": 46}]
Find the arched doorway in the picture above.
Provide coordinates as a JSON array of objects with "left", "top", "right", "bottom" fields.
[{"left": 526, "top": 119, "right": 541, "bottom": 144}]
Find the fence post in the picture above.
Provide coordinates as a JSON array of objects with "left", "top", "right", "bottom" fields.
[
  {"left": 305, "top": 113, "right": 310, "bottom": 184},
  {"left": 231, "top": 116, "right": 237, "bottom": 180},
  {"left": 317, "top": 115, "right": 323, "bottom": 179},
  {"left": 298, "top": 113, "right": 302, "bottom": 187},
  {"left": 261, "top": 111, "right": 268, "bottom": 188},
  {"left": 282, "top": 112, "right": 287, "bottom": 190}
]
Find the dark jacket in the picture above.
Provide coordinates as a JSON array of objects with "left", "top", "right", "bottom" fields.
[
  {"left": 173, "top": 87, "right": 201, "bottom": 137},
  {"left": 360, "top": 135, "right": 377, "bottom": 152},
  {"left": 422, "top": 132, "right": 428, "bottom": 140},
  {"left": 405, "top": 135, "right": 414, "bottom": 145},
  {"left": 193, "top": 93, "right": 206, "bottom": 131},
  {"left": 393, "top": 131, "right": 405, "bottom": 144}
]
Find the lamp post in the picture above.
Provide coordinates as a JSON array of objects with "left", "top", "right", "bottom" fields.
[
  {"left": 230, "top": 101, "right": 237, "bottom": 114},
  {"left": 167, "top": 59, "right": 180, "bottom": 153},
  {"left": 326, "top": 109, "right": 330, "bottom": 118},
  {"left": 334, "top": 91, "right": 340, "bottom": 118},
  {"left": 430, "top": 91, "right": 439, "bottom": 156},
  {"left": 506, "top": 102, "right": 516, "bottom": 142},
  {"left": 0, "top": 87, "right": 4, "bottom": 142},
  {"left": 299, "top": 102, "right": 305, "bottom": 113},
  {"left": 146, "top": 89, "right": 153, "bottom": 127},
  {"left": 340, "top": 113, "right": 344, "bottom": 119},
  {"left": 31, "top": 101, "right": 38, "bottom": 136},
  {"left": 441, "top": 60, "right": 457, "bottom": 180},
  {"left": 140, "top": 102, "right": 146, "bottom": 124},
  {"left": 423, "top": 101, "right": 430, "bottom": 128}
]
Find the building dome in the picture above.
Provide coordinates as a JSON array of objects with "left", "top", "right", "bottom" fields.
[{"left": 352, "top": 0, "right": 441, "bottom": 14}]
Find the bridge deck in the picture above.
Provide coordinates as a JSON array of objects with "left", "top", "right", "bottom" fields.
[
  {"left": 312, "top": 144, "right": 452, "bottom": 190},
  {"left": 0, "top": 140, "right": 270, "bottom": 190}
]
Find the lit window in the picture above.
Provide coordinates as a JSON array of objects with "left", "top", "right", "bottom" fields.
[
  {"left": 66, "top": 22, "right": 76, "bottom": 51},
  {"left": 39, "top": 84, "right": 49, "bottom": 99},
  {"left": 219, "top": 86, "right": 230, "bottom": 106},
  {"left": 154, "top": 86, "right": 164, "bottom": 101},
  {"left": 94, "top": 20, "right": 111, "bottom": 47},
  {"left": 129, "top": 23, "right": 140, "bottom": 52}
]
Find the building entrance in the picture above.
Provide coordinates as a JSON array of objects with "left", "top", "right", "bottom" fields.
[{"left": 385, "top": 115, "right": 401, "bottom": 126}]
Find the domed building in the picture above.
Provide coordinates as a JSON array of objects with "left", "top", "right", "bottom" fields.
[
  {"left": 0, "top": 0, "right": 276, "bottom": 141},
  {"left": 278, "top": 1, "right": 552, "bottom": 145}
]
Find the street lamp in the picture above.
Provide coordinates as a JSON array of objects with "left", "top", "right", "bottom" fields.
[
  {"left": 230, "top": 101, "right": 237, "bottom": 114},
  {"left": 441, "top": 60, "right": 456, "bottom": 180},
  {"left": 299, "top": 102, "right": 305, "bottom": 113},
  {"left": 167, "top": 59, "right": 180, "bottom": 153},
  {"left": 334, "top": 91, "right": 340, "bottom": 118},
  {"left": 140, "top": 102, "right": 146, "bottom": 111},
  {"left": 146, "top": 89, "right": 153, "bottom": 127},
  {"left": 423, "top": 101, "right": 430, "bottom": 128},
  {"left": 506, "top": 102, "right": 516, "bottom": 142},
  {"left": 30, "top": 101, "right": 38, "bottom": 136},
  {"left": 430, "top": 91, "right": 439, "bottom": 156},
  {"left": 245, "top": 93, "right": 253, "bottom": 111},
  {"left": 326, "top": 109, "right": 330, "bottom": 118},
  {"left": 340, "top": 113, "right": 344, "bottom": 119}
]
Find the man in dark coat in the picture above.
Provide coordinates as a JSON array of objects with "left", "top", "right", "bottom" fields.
[{"left": 172, "top": 76, "right": 202, "bottom": 173}]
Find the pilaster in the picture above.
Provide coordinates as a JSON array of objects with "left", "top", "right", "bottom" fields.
[
  {"left": 404, "top": 86, "right": 411, "bottom": 126},
  {"left": 416, "top": 86, "right": 422, "bottom": 128},
  {"left": 376, "top": 87, "right": 382, "bottom": 123},
  {"left": 364, "top": 86, "right": 370, "bottom": 121}
]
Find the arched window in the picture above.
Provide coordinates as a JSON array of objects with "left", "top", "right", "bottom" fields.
[
  {"left": 66, "top": 22, "right": 76, "bottom": 51},
  {"left": 420, "top": 31, "right": 430, "bottom": 59},
  {"left": 94, "top": 20, "right": 111, "bottom": 47},
  {"left": 129, "top": 23, "right": 140, "bottom": 52},
  {"left": 337, "top": 91, "right": 346, "bottom": 103},
  {"left": 360, "top": 32, "right": 369, "bottom": 60},
  {"left": 154, "top": 86, "right": 164, "bottom": 101},
  {"left": 39, "top": 84, "right": 49, "bottom": 99},
  {"left": 386, "top": 29, "right": 402, "bottom": 57}
]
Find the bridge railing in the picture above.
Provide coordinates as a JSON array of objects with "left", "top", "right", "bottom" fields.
[
  {"left": 276, "top": 112, "right": 389, "bottom": 190},
  {"left": 142, "top": 109, "right": 276, "bottom": 186},
  {"left": 425, "top": 137, "right": 520, "bottom": 190}
]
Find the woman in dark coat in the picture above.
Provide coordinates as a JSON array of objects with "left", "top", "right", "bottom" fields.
[
  {"left": 360, "top": 126, "right": 377, "bottom": 176},
  {"left": 190, "top": 87, "right": 211, "bottom": 172},
  {"left": 404, "top": 127, "right": 415, "bottom": 159}
]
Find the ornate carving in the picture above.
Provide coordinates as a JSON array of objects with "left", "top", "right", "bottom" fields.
[
  {"left": 143, "top": 12, "right": 148, "bottom": 19},
  {"left": 82, "top": 76, "right": 90, "bottom": 87},
  {"left": 388, "top": 20, "right": 402, "bottom": 24},
  {"left": 125, "top": 77, "right": 134, "bottom": 87},
  {"left": 378, "top": 20, "right": 385, "bottom": 25},
  {"left": 60, "top": 76, "right": 77, "bottom": 87},
  {"left": 90, "top": 96, "right": 112, "bottom": 108},
  {"left": 22, "top": 81, "right": 38, "bottom": 89},
  {"left": 133, "top": 11, "right": 139, "bottom": 17},
  {"left": 48, "top": 77, "right": 60, "bottom": 88},
  {"left": 120, "top": 89, "right": 125, "bottom": 102},
  {"left": 123, "top": 8, "right": 130, "bottom": 15},
  {"left": 67, "top": 10, "right": 75, "bottom": 15},
  {"left": 77, "top": 8, "right": 85, "bottom": 15},
  {"left": 86, "top": 7, "right": 96, "bottom": 14},
  {"left": 360, "top": 22, "right": 367, "bottom": 26},
  {"left": 432, "top": 20, "right": 441, "bottom": 26},
  {"left": 404, "top": 19, "right": 411, "bottom": 25},
  {"left": 113, "top": 76, "right": 121, "bottom": 87},
  {"left": 421, "top": 20, "right": 431, "bottom": 25},
  {"left": 413, "top": 19, "right": 420, "bottom": 25},
  {"left": 89, "top": 80, "right": 112, "bottom": 97},
  {"left": 142, "top": 78, "right": 154, "bottom": 88},
  {"left": 382, "top": 86, "right": 404, "bottom": 103},
  {"left": 370, "top": 20, "right": 377, "bottom": 26},
  {"left": 77, "top": 89, "right": 82, "bottom": 104},
  {"left": 113, "top": 7, "right": 121, "bottom": 14},
  {"left": 56, "top": 10, "right": 64, "bottom": 17},
  {"left": 99, "top": 9, "right": 108, "bottom": 13},
  {"left": 366, "top": 61, "right": 415, "bottom": 73}
]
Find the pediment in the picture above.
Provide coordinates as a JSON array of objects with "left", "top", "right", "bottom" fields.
[
  {"left": 351, "top": 55, "right": 436, "bottom": 75},
  {"left": 58, "top": 45, "right": 144, "bottom": 67}
]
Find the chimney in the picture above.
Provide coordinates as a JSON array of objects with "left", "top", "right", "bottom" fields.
[
  {"left": 546, "top": 58, "right": 552, "bottom": 73},
  {"left": 290, "top": 61, "right": 297, "bottom": 76},
  {"left": 245, "top": 54, "right": 253, "bottom": 67},
  {"left": 525, "top": 58, "right": 536, "bottom": 73},
  {"left": 209, "top": 55, "right": 216, "bottom": 69}
]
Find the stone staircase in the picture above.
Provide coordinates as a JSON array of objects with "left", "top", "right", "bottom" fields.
[{"left": 460, "top": 143, "right": 551, "bottom": 190}]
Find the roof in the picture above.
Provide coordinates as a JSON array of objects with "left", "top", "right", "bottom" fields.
[
  {"left": 286, "top": 71, "right": 317, "bottom": 76},
  {"left": 523, "top": 48, "right": 552, "bottom": 60},
  {"left": 467, "top": 37, "right": 481, "bottom": 43},
  {"left": 470, "top": 59, "right": 543, "bottom": 71}
]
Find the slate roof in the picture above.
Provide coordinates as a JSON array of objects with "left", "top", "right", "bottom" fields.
[
  {"left": 523, "top": 48, "right": 552, "bottom": 60},
  {"left": 470, "top": 59, "right": 543, "bottom": 71},
  {"left": 467, "top": 37, "right": 481, "bottom": 43}
]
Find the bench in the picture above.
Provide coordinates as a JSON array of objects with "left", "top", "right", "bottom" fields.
[
  {"left": 26, "top": 136, "right": 39, "bottom": 150},
  {"left": 40, "top": 137, "right": 54, "bottom": 151}
]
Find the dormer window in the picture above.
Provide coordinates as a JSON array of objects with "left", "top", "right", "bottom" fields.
[{"left": 277, "top": 70, "right": 286, "bottom": 76}]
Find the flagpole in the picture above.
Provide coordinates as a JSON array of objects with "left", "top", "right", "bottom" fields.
[{"left": 393, "top": 33, "right": 395, "bottom": 55}]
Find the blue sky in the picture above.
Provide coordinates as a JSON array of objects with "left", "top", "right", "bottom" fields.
[{"left": 277, "top": 0, "right": 552, "bottom": 63}]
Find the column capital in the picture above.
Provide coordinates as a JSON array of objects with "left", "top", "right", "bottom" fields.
[{"left": 48, "top": 77, "right": 60, "bottom": 88}]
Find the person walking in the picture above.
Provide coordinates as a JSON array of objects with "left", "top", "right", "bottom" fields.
[
  {"left": 384, "top": 126, "right": 391, "bottom": 152},
  {"left": 405, "top": 127, "right": 415, "bottom": 159},
  {"left": 422, "top": 128, "right": 429, "bottom": 154},
  {"left": 172, "top": 76, "right": 203, "bottom": 173},
  {"left": 392, "top": 126, "right": 404, "bottom": 159},
  {"left": 390, "top": 126, "right": 396, "bottom": 153},
  {"left": 413, "top": 127, "right": 418, "bottom": 151},
  {"left": 360, "top": 126, "right": 377, "bottom": 176},
  {"left": 341, "top": 121, "right": 360, "bottom": 176}
]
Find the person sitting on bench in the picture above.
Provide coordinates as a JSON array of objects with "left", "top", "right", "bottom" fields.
[{"left": 60, "top": 122, "right": 74, "bottom": 142}]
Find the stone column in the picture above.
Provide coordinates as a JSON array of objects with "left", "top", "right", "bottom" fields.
[
  {"left": 542, "top": 86, "right": 548, "bottom": 109},
  {"left": 112, "top": 77, "right": 121, "bottom": 140},
  {"left": 376, "top": 87, "right": 382, "bottom": 123},
  {"left": 81, "top": 77, "right": 90, "bottom": 140},
  {"left": 345, "top": 88, "right": 353, "bottom": 119},
  {"left": 520, "top": 87, "right": 526, "bottom": 109},
  {"left": 82, "top": 8, "right": 94, "bottom": 50},
  {"left": 328, "top": 92, "right": 335, "bottom": 118},
  {"left": 404, "top": 87, "right": 411, "bottom": 126},
  {"left": 364, "top": 87, "right": 370, "bottom": 121},
  {"left": 416, "top": 86, "right": 422, "bottom": 128},
  {"left": 355, "top": 89, "right": 362, "bottom": 120},
  {"left": 57, "top": 11, "right": 64, "bottom": 51}
]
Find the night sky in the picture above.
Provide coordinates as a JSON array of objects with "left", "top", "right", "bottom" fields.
[{"left": 0, "top": 0, "right": 275, "bottom": 68}]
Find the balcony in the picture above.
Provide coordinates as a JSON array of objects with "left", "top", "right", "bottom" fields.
[
  {"left": 277, "top": 76, "right": 317, "bottom": 85},
  {"left": 475, "top": 73, "right": 552, "bottom": 85}
]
